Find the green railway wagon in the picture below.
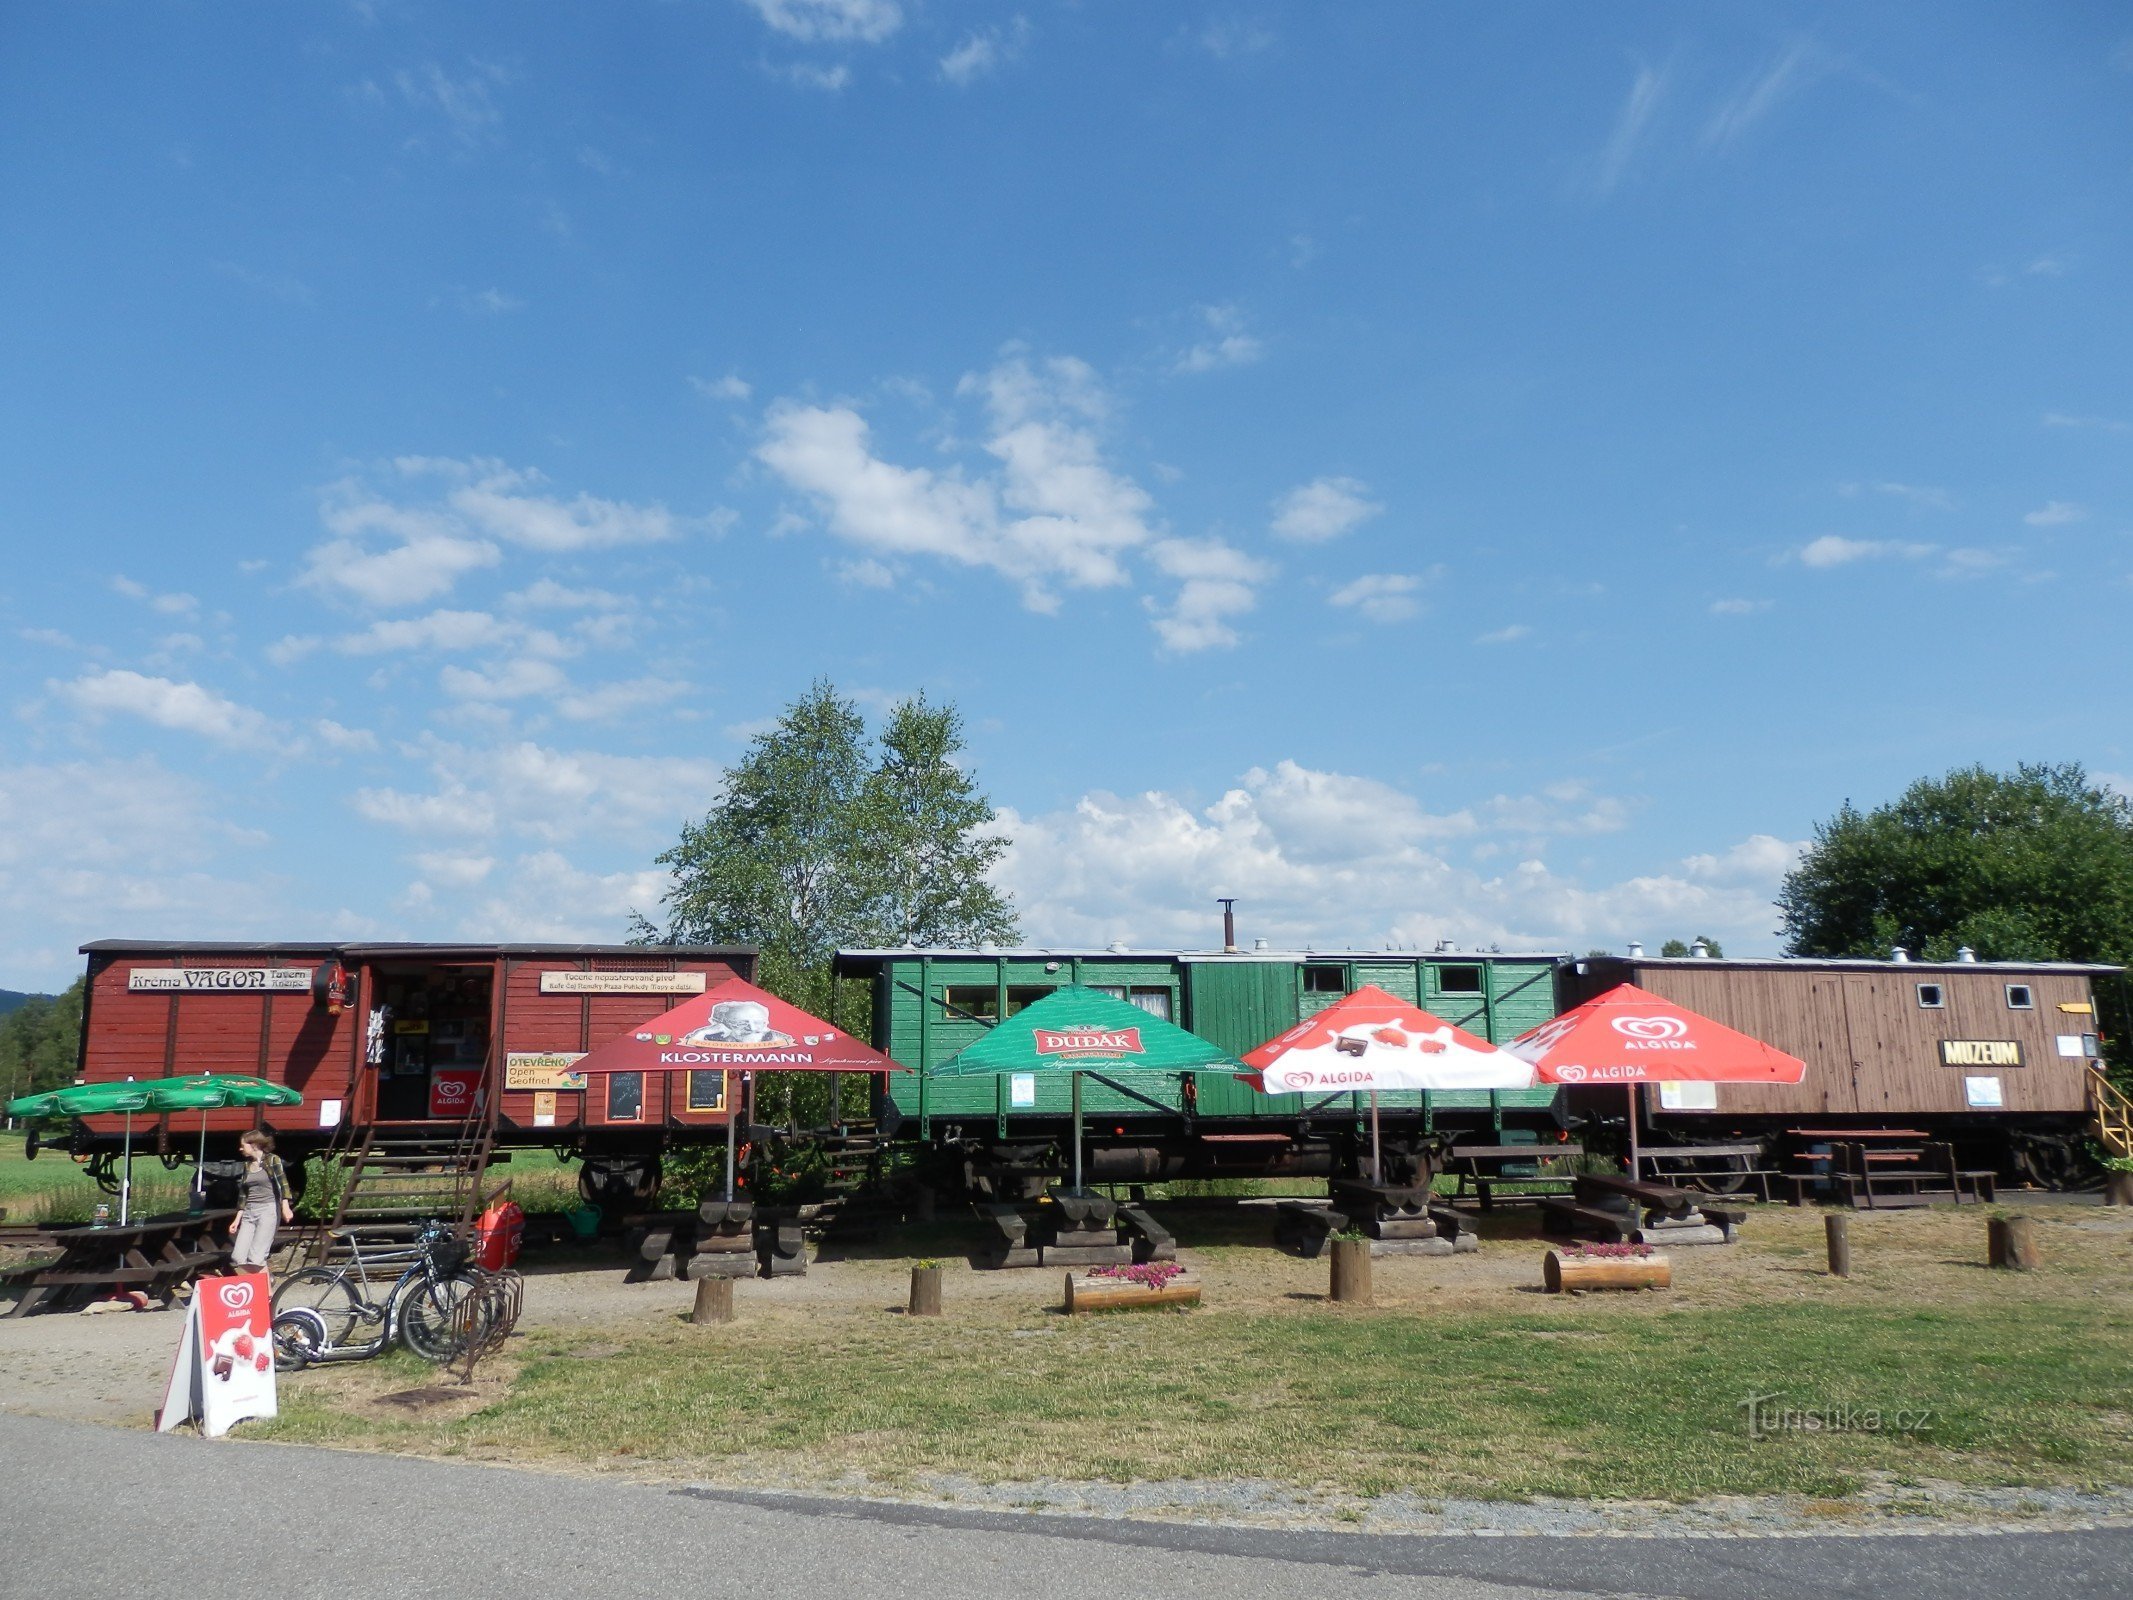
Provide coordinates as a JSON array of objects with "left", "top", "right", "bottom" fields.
[{"left": 831, "top": 946, "right": 1568, "bottom": 1185}]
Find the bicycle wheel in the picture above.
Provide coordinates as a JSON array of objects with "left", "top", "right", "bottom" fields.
[
  {"left": 272, "top": 1268, "right": 365, "bottom": 1354},
  {"left": 398, "top": 1270, "right": 481, "bottom": 1362},
  {"left": 271, "top": 1307, "right": 327, "bottom": 1372}
]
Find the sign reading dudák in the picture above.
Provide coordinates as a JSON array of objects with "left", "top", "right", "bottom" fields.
[{"left": 1034, "top": 1026, "right": 1145, "bottom": 1061}]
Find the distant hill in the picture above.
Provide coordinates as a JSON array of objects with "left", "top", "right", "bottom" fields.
[{"left": 0, "top": 990, "right": 47, "bottom": 1017}]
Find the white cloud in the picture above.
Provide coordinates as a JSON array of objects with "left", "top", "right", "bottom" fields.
[
  {"left": 410, "top": 849, "right": 495, "bottom": 889},
  {"left": 1144, "top": 538, "right": 1270, "bottom": 654},
  {"left": 1709, "top": 598, "right": 1772, "bottom": 616},
  {"left": 553, "top": 677, "right": 692, "bottom": 721},
  {"left": 438, "top": 657, "right": 570, "bottom": 701},
  {"left": 354, "top": 738, "right": 719, "bottom": 847},
  {"left": 2024, "top": 500, "right": 2086, "bottom": 527},
  {"left": 1837, "top": 480, "right": 1955, "bottom": 512},
  {"left": 1327, "top": 572, "right": 1425, "bottom": 623},
  {"left": 301, "top": 458, "right": 710, "bottom": 609},
  {"left": 1271, "top": 476, "right": 1381, "bottom": 543},
  {"left": 2042, "top": 412, "right": 2131, "bottom": 435},
  {"left": 0, "top": 757, "right": 278, "bottom": 987},
  {"left": 379, "top": 60, "right": 511, "bottom": 149},
  {"left": 333, "top": 609, "right": 514, "bottom": 655},
  {"left": 1589, "top": 61, "right": 1670, "bottom": 196},
  {"left": 313, "top": 718, "right": 379, "bottom": 752},
  {"left": 775, "top": 61, "right": 852, "bottom": 91},
  {"left": 111, "top": 575, "right": 200, "bottom": 616},
  {"left": 690, "top": 373, "right": 753, "bottom": 402},
  {"left": 1703, "top": 38, "right": 1821, "bottom": 148},
  {"left": 940, "top": 17, "right": 1028, "bottom": 84},
  {"left": 504, "top": 579, "right": 624, "bottom": 611},
  {"left": 1476, "top": 624, "right": 1531, "bottom": 645},
  {"left": 759, "top": 352, "right": 1160, "bottom": 615},
  {"left": 835, "top": 557, "right": 897, "bottom": 589},
  {"left": 55, "top": 669, "right": 277, "bottom": 750},
  {"left": 452, "top": 286, "right": 525, "bottom": 315},
  {"left": 1196, "top": 19, "right": 1275, "bottom": 59},
  {"left": 741, "top": 0, "right": 901, "bottom": 44},
  {"left": 212, "top": 261, "right": 316, "bottom": 306},
  {"left": 1796, "top": 534, "right": 1935, "bottom": 568},
  {"left": 1173, "top": 304, "right": 1263, "bottom": 374},
  {"left": 457, "top": 851, "right": 674, "bottom": 943},
  {"left": 996, "top": 762, "right": 1795, "bottom": 957}
]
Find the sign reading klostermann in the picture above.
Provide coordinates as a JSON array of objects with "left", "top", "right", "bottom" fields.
[
  {"left": 537, "top": 972, "right": 708, "bottom": 996},
  {"left": 1940, "top": 1039, "right": 2022, "bottom": 1068}
]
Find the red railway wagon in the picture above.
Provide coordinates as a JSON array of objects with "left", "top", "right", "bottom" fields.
[{"left": 66, "top": 940, "right": 757, "bottom": 1191}]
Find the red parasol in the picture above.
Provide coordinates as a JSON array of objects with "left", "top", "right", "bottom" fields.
[
  {"left": 1507, "top": 982, "right": 1805, "bottom": 1178},
  {"left": 571, "top": 978, "right": 903, "bottom": 1202},
  {"left": 1240, "top": 985, "right": 1534, "bottom": 1180}
]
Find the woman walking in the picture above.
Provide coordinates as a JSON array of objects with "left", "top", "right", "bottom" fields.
[{"left": 229, "top": 1130, "right": 293, "bottom": 1273}]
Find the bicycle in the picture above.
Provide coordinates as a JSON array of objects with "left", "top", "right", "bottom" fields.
[{"left": 269, "top": 1221, "right": 482, "bottom": 1371}]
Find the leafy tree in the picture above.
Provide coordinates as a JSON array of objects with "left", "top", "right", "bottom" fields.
[
  {"left": 0, "top": 979, "right": 85, "bottom": 1108},
  {"left": 634, "top": 682, "right": 1018, "bottom": 1137},
  {"left": 1658, "top": 937, "right": 1723, "bottom": 958},
  {"left": 1778, "top": 763, "right": 2133, "bottom": 965},
  {"left": 862, "top": 694, "right": 1018, "bottom": 951}
]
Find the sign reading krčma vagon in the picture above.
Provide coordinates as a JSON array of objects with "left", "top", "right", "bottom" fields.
[{"left": 129, "top": 967, "right": 311, "bottom": 993}]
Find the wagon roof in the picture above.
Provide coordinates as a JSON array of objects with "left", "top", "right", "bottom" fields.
[
  {"left": 833, "top": 946, "right": 1568, "bottom": 966},
  {"left": 81, "top": 939, "right": 757, "bottom": 959},
  {"left": 1583, "top": 954, "right": 2122, "bottom": 976}
]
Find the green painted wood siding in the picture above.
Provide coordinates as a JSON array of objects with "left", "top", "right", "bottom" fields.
[{"left": 871, "top": 953, "right": 1564, "bottom": 1125}]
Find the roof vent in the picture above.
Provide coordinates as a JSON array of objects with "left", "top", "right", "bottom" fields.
[
  {"left": 1252, "top": 937, "right": 1269, "bottom": 952},
  {"left": 1627, "top": 940, "right": 1644, "bottom": 959},
  {"left": 1107, "top": 939, "right": 1126, "bottom": 954},
  {"left": 1956, "top": 945, "right": 1978, "bottom": 963},
  {"left": 1690, "top": 939, "right": 1710, "bottom": 959},
  {"left": 1892, "top": 946, "right": 1910, "bottom": 963}
]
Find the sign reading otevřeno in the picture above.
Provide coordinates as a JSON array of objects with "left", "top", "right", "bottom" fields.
[
  {"left": 505, "top": 1051, "right": 589, "bottom": 1090},
  {"left": 538, "top": 971, "right": 708, "bottom": 995},
  {"left": 129, "top": 967, "right": 312, "bottom": 993}
]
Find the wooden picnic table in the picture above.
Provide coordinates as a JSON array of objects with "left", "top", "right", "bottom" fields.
[
  {"left": 1442, "top": 1142, "right": 1584, "bottom": 1210},
  {"left": 1574, "top": 1172, "right": 1698, "bottom": 1219},
  {"left": 0, "top": 1209, "right": 236, "bottom": 1317}
]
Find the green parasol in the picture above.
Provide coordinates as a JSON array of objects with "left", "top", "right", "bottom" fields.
[
  {"left": 931, "top": 986, "right": 1246, "bottom": 1193},
  {"left": 6, "top": 1075, "right": 302, "bottom": 1224}
]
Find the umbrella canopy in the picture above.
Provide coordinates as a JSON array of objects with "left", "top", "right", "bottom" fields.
[
  {"left": 1506, "top": 983, "right": 1807, "bottom": 1085},
  {"left": 931, "top": 985, "right": 1245, "bottom": 1077},
  {"left": 570, "top": 977, "right": 905, "bottom": 1077},
  {"left": 933, "top": 986, "right": 1244, "bottom": 1194},
  {"left": 5, "top": 1074, "right": 302, "bottom": 1119},
  {"left": 1240, "top": 985, "right": 1536, "bottom": 1094}
]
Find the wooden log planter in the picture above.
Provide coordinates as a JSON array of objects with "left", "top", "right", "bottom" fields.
[
  {"left": 1542, "top": 1243, "right": 1671, "bottom": 1294},
  {"left": 1063, "top": 1263, "right": 1201, "bottom": 1315}
]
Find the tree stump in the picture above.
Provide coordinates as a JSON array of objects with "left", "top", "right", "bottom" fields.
[
  {"left": 1542, "top": 1250, "right": 1671, "bottom": 1293},
  {"left": 1825, "top": 1212, "right": 1851, "bottom": 1279},
  {"left": 1988, "top": 1215, "right": 2039, "bottom": 1271},
  {"left": 2104, "top": 1172, "right": 2133, "bottom": 1209},
  {"left": 908, "top": 1264, "right": 943, "bottom": 1317},
  {"left": 691, "top": 1276, "right": 734, "bottom": 1324},
  {"left": 1329, "top": 1237, "right": 1372, "bottom": 1304}
]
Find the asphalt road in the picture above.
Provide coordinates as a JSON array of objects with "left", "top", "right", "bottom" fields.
[{"left": 2, "top": 1412, "right": 2128, "bottom": 1600}]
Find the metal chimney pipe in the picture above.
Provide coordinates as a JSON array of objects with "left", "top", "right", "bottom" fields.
[
  {"left": 1891, "top": 946, "right": 1910, "bottom": 963},
  {"left": 1627, "top": 940, "right": 1645, "bottom": 959},
  {"left": 1956, "top": 946, "right": 1978, "bottom": 963},
  {"left": 1219, "top": 897, "right": 1238, "bottom": 953}
]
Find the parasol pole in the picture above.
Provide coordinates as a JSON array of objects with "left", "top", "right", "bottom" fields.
[
  {"left": 1627, "top": 1083, "right": 1641, "bottom": 1181},
  {"left": 120, "top": 1108, "right": 134, "bottom": 1226},
  {"left": 195, "top": 1106, "right": 210, "bottom": 1213},
  {"left": 1371, "top": 1088, "right": 1385, "bottom": 1183},
  {"left": 1066, "top": 1070, "right": 1083, "bottom": 1194},
  {"left": 724, "top": 1071, "right": 737, "bottom": 1203}
]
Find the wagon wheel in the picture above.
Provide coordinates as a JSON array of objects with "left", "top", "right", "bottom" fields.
[{"left": 1688, "top": 1153, "right": 1755, "bottom": 1196}]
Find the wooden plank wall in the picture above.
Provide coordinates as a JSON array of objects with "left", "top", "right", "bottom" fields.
[{"left": 1583, "top": 963, "right": 2097, "bottom": 1120}]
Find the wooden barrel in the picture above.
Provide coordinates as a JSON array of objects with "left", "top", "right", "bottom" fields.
[{"left": 1542, "top": 1249, "right": 1671, "bottom": 1293}]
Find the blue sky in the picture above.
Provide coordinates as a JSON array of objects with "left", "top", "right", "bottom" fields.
[{"left": 3, "top": 2, "right": 2129, "bottom": 989}]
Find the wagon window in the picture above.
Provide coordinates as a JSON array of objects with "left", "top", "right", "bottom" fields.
[
  {"left": 1004, "top": 986, "right": 1054, "bottom": 1016},
  {"left": 1916, "top": 983, "right": 1945, "bottom": 1009},
  {"left": 1301, "top": 965, "right": 1347, "bottom": 994},
  {"left": 2005, "top": 984, "right": 2035, "bottom": 1010},
  {"left": 1129, "top": 987, "right": 1173, "bottom": 1021},
  {"left": 1087, "top": 985, "right": 1126, "bottom": 1000},
  {"left": 1437, "top": 965, "right": 1484, "bottom": 995},
  {"left": 942, "top": 987, "right": 999, "bottom": 1021}
]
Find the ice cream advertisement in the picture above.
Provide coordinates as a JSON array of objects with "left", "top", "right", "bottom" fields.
[
  {"left": 1243, "top": 986, "right": 1537, "bottom": 1093},
  {"left": 158, "top": 1270, "right": 277, "bottom": 1437}
]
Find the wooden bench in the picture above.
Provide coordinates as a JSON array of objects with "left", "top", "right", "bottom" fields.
[
  {"left": 1536, "top": 1197, "right": 1636, "bottom": 1243},
  {"left": 1575, "top": 1173, "right": 1699, "bottom": 1221},
  {"left": 1637, "top": 1143, "right": 1785, "bottom": 1201},
  {"left": 1, "top": 1211, "right": 235, "bottom": 1316},
  {"left": 1443, "top": 1142, "right": 1583, "bottom": 1210}
]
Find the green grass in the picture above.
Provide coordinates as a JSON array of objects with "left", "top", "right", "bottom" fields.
[{"left": 257, "top": 1248, "right": 2133, "bottom": 1502}]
